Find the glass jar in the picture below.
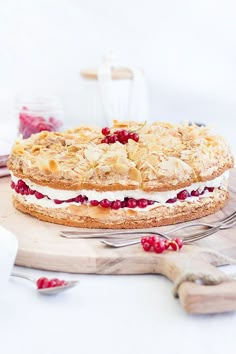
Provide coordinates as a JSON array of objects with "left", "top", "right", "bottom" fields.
[{"left": 15, "top": 96, "right": 63, "bottom": 139}]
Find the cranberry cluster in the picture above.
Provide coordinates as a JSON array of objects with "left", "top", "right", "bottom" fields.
[
  {"left": 166, "top": 187, "right": 215, "bottom": 203},
  {"left": 11, "top": 180, "right": 88, "bottom": 204},
  {"left": 19, "top": 106, "right": 62, "bottom": 139},
  {"left": 36, "top": 277, "right": 67, "bottom": 289},
  {"left": 141, "top": 236, "right": 183, "bottom": 253},
  {"left": 11, "top": 179, "right": 216, "bottom": 209},
  {"left": 90, "top": 198, "right": 154, "bottom": 210},
  {"left": 101, "top": 127, "right": 139, "bottom": 144}
]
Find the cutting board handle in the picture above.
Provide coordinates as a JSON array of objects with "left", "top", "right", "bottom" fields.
[
  {"left": 161, "top": 252, "right": 236, "bottom": 314},
  {"left": 178, "top": 279, "right": 236, "bottom": 314}
]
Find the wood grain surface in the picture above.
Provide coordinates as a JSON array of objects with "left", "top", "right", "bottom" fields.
[{"left": 1, "top": 172, "right": 236, "bottom": 314}]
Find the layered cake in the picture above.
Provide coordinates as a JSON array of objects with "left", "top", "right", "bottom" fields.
[{"left": 8, "top": 121, "right": 234, "bottom": 228}]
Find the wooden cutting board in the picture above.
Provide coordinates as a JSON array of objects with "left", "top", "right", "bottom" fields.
[{"left": 1, "top": 172, "right": 236, "bottom": 315}]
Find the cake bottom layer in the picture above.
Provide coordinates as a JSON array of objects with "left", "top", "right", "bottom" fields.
[{"left": 13, "top": 189, "right": 229, "bottom": 229}]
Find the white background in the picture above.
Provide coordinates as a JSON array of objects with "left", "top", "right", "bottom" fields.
[
  {"left": 1, "top": 1, "right": 236, "bottom": 353},
  {"left": 0, "top": 0, "right": 236, "bottom": 142}
]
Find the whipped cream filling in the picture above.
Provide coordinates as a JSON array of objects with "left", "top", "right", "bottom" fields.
[{"left": 11, "top": 171, "right": 229, "bottom": 210}]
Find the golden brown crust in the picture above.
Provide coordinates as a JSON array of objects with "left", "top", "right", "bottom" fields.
[
  {"left": 13, "top": 189, "right": 229, "bottom": 229},
  {"left": 7, "top": 121, "right": 234, "bottom": 192}
]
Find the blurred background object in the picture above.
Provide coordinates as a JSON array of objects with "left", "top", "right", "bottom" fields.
[
  {"left": 79, "top": 51, "right": 148, "bottom": 127},
  {"left": 15, "top": 95, "right": 63, "bottom": 138},
  {"left": 0, "top": 0, "right": 235, "bottom": 150}
]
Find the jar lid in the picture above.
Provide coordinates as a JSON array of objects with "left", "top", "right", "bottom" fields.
[{"left": 80, "top": 67, "right": 133, "bottom": 80}]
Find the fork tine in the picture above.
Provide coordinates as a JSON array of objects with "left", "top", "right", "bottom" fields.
[
  {"left": 183, "top": 226, "right": 220, "bottom": 242},
  {"left": 218, "top": 211, "right": 236, "bottom": 224}
]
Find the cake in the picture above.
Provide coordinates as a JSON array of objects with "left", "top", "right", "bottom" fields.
[{"left": 8, "top": 121, "right": 234, "bottom": 229}]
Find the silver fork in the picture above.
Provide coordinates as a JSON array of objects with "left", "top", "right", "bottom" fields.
[
  {"left": 60, "top": 211, "right": 236, "bottom": 240},
  {"left": 100, "top": 215, "right": 236, "bottom": 247}
]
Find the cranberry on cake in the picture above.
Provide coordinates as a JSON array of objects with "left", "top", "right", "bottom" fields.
[{"left": 8, "top": 121, "right": 234, "bottom": 228}]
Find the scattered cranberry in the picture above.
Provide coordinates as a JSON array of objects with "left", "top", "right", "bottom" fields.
[
  {"left": 129, "top": 132, "right": 139, "bottom": 142},
  {"left": 100, "top": 199, "right": 111, "bottom": 208},
  {"left": 166, "top": 197, "right": 177, "bottom": 203},
  {"left": 19, "top": 106, "right": 62, "bottom": 139},
  {"left": 35, "top": 191, "right": 44, "bottom": 199},
  {"left": 18, "top": 179, "right": 26, "bottom": 188},
  {"left": 11, "top": 181, "right": 15, "bottom": 189},
  {"left": 111, "top": 200, "right": 122, "bottom": 210},
  {"left": 137, "top": 199, "right": 148, "bottom": 208},
  {"left": 143, "top": 242, "right": 152, "bottom": 252},
  {"left": 153, "top": 239, "right": 166, "bottom": 253},
  {"left": 141, "top": 236, "right": 183, "bottom": 254},
  {"left": 101, "top": 127, "right": 110, "bottom": 136},
  {"left": 177, "top": 190, "right": 189, "bottom": 201},
  {"left": 141, "top": 236, "right": 149, "bottom": 245},
  {"left": 191, "top": 190, "right": 200, "bottom": 197},
  {"left": 54, "top": 199, "right": 64, "bottom": 204},
  {"left": 74, "top": 195, "right": 85, "bottom": 203},
  {"left": 173, "top": 237, "right": 183, "bottom": 249},
  {"left": 100, "top": 126, "right": 140, "bottom": 145},
  {"left": 126, "top": 198, "right": 137, "bottom": 208},
  {"left": 90, "top": 200, "right": 99, "bottom": 206},
  {"left": 207, "top": 187, "right": 214, "bottom": 192},
  {"left": 36, "top": 277, "right": 67, "bottom": 289},
  {"left": 108, "top": 135, "right": 117, "bottom": 144}
]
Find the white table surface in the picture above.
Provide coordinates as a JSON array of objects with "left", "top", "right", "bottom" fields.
[{"left": 1, "top": 122, "right": 236, "bottom": 354}]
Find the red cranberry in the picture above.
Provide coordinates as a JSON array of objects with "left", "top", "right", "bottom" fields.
[
  {"left": 153, "top": 240, "right": 166, "bottom": 253},
  {"left": 100, "top": 199, "right": 111, "bottom": 208},
  {"left": 177, "top": 190, "right": 189, "bottom": 201},
  {"left": 173, "top": 238, "right": 183, "bottom": 249},
  {"left": 15, "top": 185, "right": 20, "bottom": 193},
  {"left": 164, "top": 240, "right": 170, "bottom": 249},
  {"left": 118, "top": 136, "right": 128, "bottom": 144},
  {"left": 101, "top": 127, "right": 110, "bottom": 136},
  {"left": 36, "top": 277, "right": 47, "bottom": 289},
  {"left": 148, "top": 236, "right": 157, "bottom": 246},
  {"left": 29, "top": 189, "right": 35, "bottom": 195},
  {"left": 166, "top": 197, "right": 177, "bottom": 203},
  {"left": 207, "top": 187, "right": 214, "bottom": 192},
  {"left": 48, "top": 279, "right": 58, "bottom": 287},
  {"left": 147, "top": 200, "right": 155, "bottom": 205},
  {"left": 141, "top": 236, "right": 149, "bottom": 245},
  {"left": 121, "top": 201, "right": 126, "bottom": 208},
  {"left": 191, "top": 190, "right": 200, "bottom": 197},
  {"left": 54, "top": 199, "right": 63, "bottom": 204},
  {"left": 108, "top": 135, "right": 117, "bottom": 144},
  {"left": 143, "top": 242, "right": 152, "bottom": 252},
  {"left": 65, "top": 198, "right": 74, "bottom": 203},
  {"left": 111, "top": 200, "right": 121, "bottom": 210},
  {"left": 11, "top": 181, "right": 15, "bottom": 189},
  {"left": 18, "top": 179, "right": 26, "bottom": 188},
  {"left": 74, "top": 195, "right": 84, "bottom": 203},
  {"left": 129, "top": 132, "right": 139, "bottom": 142},
  {"left": 19, "top": 187, "right": 25, "bottom": 195},
  {"left": 37, "top": 277, "right": 49, "bottom": 289},
  {"left": 90, "top": 200, "right": 99, "bottom": 206},
  {"left": 137, "top": 199, "right": 148, "bottom": 208},
  {"left": 126, "top": 198, "right": 137, "bottom": 208},
  {"left": 24, "top": 188, "right": 30, "bottom": 195},
  {"left": 35, "top": 191, "right": 44, "bottom": 199},
  {"left": 101, "top": 137, "right": 109, "bottom": 144}
]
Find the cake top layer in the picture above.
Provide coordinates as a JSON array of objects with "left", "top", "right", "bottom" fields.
[{"left": 8, "top": 121, "right": 234, "bottom": 192}]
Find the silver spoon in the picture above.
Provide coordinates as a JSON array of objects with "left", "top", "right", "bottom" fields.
[{"left": 11, "top": 271, "right": 79, "bottom": 295}]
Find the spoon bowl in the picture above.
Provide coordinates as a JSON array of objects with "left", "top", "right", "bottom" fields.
[{"left": 11, "top": 271, "right": 79, "bottom": 295}]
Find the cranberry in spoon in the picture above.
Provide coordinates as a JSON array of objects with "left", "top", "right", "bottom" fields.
[{"left": 11, "top": 271, "right": 79, "bottom": 295}]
